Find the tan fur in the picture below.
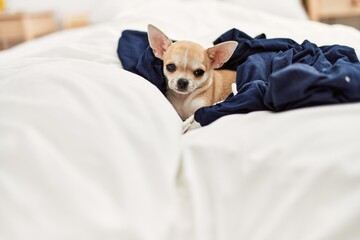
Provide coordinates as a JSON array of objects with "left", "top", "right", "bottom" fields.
[
  {"left": 148, "top": 24, "right": 238, "bottom": 121},
  {"left": 166, "top": 69, "right": 236, "bottom": 120}
]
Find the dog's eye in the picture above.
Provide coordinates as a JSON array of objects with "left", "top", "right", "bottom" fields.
[
  {"left": 194, "top": 69, "right": 205, "bottom": 77},
  {"left": 166, "top": 64, "right": 176, "bottom": 72}
]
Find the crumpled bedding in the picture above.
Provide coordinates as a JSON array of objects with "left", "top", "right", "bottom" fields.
[{"left": 118, "top": 28, "right": 360, "bottom": 126}]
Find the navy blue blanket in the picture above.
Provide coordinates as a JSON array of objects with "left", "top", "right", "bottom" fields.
[{"left": 117, "top": 28, "right": 360, "bottom": 126}]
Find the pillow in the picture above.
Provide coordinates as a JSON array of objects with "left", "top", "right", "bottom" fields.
[{"left": 224, "top": 0, "right": 309, "bottom": 19}]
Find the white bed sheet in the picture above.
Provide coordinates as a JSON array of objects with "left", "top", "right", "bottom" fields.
[
  {"left": 1, "top": 1, "right": 360, "bottom": 239},
  {"left": 182, "top": 104, "right": 360, "bottom": 240},
  {"left": 0, "top": 59, "right": 183, "bottom": 239}
]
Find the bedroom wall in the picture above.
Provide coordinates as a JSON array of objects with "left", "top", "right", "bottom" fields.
[
  {"left": 3, "top": 0, "right": 308, "bottom": 24},
  {"left": 4, "top": 0, "right": 151, "bottom": 24},
  {"left": 5, "top": 0, "right": 89, "bottom": 29},
  {"left": 5, "top": 0, "right": 96, "bottom": 14},
  {"left": 4, "top": 0, "right": 360, "bottom": 30},
  {"left": 5, "top": 0, "right": 97, "bottom": 22},
  {"left": 4, "top": 0, "right": 183, "bottom": 24}
]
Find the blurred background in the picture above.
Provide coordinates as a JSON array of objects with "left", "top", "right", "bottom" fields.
[
  {"left": 303, "top": 0, "right": 360, "bottom": 29},
  {"left": 1, "top": 0, "right": 360, "bottom": 27},
  {"left": 0, "top": 0, "right": 360, "bottom": 50},
  {"left": 0, "top": 0, "right": 117, "bottom": 27}
]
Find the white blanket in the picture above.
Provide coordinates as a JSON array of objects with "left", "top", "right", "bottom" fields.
[{"left": 1, "top": 1, "right": 360, "bottom": 239}]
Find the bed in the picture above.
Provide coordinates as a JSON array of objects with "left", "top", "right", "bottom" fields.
[{"left": 1, "top": 0, "right": 360, "bottom": 239}]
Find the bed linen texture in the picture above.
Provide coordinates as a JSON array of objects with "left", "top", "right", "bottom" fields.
[{"left": 1, "top": 1, "right": 360, "bottom": 240}]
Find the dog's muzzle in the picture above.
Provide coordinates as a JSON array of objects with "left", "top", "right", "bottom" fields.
[{"left": 177, "top": 78, "right": 189, "bottom": 91}]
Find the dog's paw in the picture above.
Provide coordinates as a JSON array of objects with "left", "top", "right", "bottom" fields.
[
  {"left": 182, "top": 115, "right": 201, "bottom": 134},
  {"left": 231, "top": 82, "right": 238, "bottom": 95}
]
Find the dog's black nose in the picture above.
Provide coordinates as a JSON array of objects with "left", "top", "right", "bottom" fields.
[{"left": 177, "top": 78, "right": 189, "bottom": 90}]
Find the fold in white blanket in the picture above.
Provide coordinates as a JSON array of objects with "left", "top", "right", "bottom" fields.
[{"left": 1, "top": 1, "right": 360, "bottom": 239}]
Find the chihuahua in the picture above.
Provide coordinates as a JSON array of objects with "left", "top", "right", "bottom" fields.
[{"left": 147, "top": 24, "right": 238, "bottom": 121}]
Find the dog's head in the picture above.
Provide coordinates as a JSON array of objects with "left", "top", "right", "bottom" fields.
[{"left": 147, "top": 24, "right": 238, "bottom": 94}]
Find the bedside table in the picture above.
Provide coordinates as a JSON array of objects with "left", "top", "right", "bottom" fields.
[
  {"left": 304, "top": 0, "right": 360, "bottom": 29},
  {"left": 62, "top": 14, "right": 89, "bottom": 29},
  {"left": 0, "top": 12, "right": 57, "bottom": 50}
]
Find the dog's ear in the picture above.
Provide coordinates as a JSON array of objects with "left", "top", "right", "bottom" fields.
[
  {"left": 207, "top": 41, "right": 238, "bottom": 69},
  {"left": 147, "top": 24, "right": 172, "bottom": 60}
]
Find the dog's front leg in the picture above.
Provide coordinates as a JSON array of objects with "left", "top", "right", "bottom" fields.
[{"left": 182, "top": 115, "right": 201, "bottom": 134}]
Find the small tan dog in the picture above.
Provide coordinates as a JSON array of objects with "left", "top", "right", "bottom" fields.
[{"left": 147, "top": 24, "right": 238, "bottom": 122}]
